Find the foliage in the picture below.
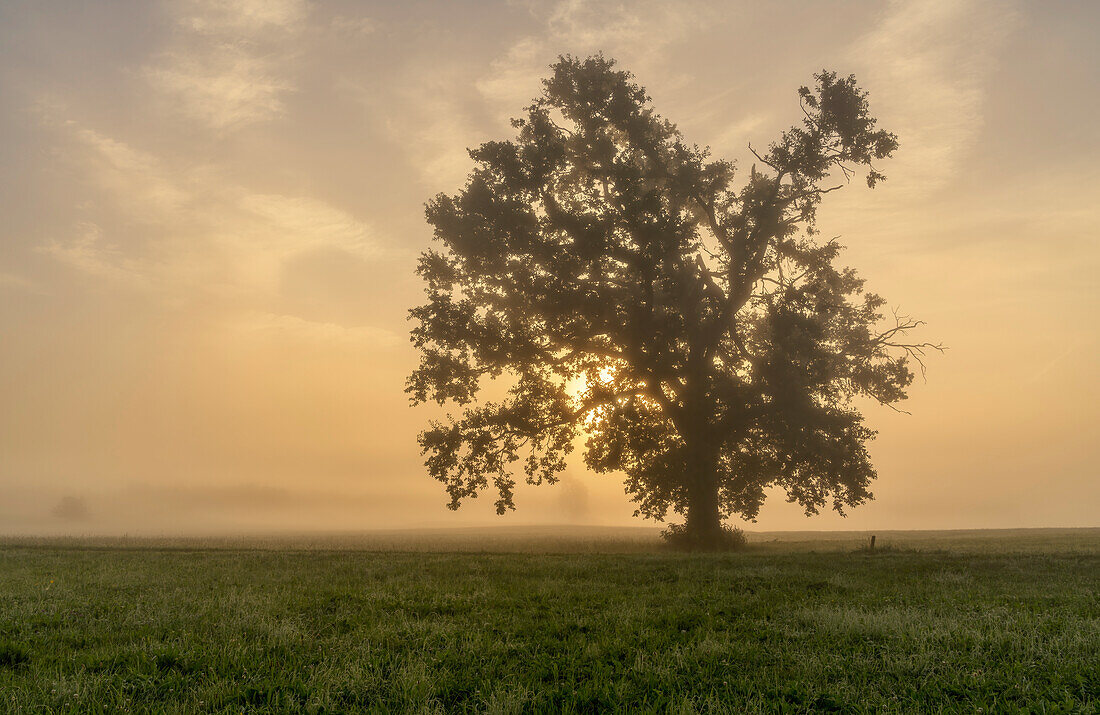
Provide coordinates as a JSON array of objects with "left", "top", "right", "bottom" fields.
[
  {"left": 1, "top": 536, "right": 1097, "bottom": 712},
  {"left": 409, "top": 55, "right": 939, "bottom": 542},
  {"left": 661, "top": 522, "right": 747, "bottom": 551}
]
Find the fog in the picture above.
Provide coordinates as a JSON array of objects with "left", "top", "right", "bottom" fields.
[{"left": 2, "top": 0, "right": 1098, "bottom": 536}]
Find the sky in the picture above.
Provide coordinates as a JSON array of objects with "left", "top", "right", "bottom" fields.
[{"left": 1, "top": 0, "right": 1097, "bottom": 535}]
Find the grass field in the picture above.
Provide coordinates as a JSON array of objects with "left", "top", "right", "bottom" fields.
[{"left": 1, "top": 528, "right": 1098, "bottom": 713}]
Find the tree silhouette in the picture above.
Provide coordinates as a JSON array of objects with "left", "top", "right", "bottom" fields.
[
  {"left": 408, "top": 55, "right": 938, "bottom": 547},
  {"left": 52, "top": 495, "right": 89, "bottom": 521}
]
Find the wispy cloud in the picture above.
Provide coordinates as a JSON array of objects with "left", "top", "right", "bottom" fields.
[
  {"left": 239, "top": 194, "right": 378, "bottom": 259},
  {"left": 41, "top": 221, "right": 148, "bottom": 287},
  {"left": 236, "top": 311, "right": 401, "bottom": 348},
  {"left": 388, "top": 0, "right": 1013, "bottom": 194},
  {"left": 70, "top": 127, "right": 192, "bottom": 220},
  {"left": 479, "top": 0, "right": 715, "bottom": 120},
  {"left": 329, "top": 14, "right": 376, "bottom": 38},
  {"left": 0, "top": 271, "right": 40, "bottom": 293},
  {"left": 43, "top": 122, "right": 382, "bottom": 298},
  {"left": 145, "top": 0, "right": 308, "bottom": 131},
  {"left": 386, "top": 0, "right": 717, "bottom": 188},
  {"left": 380, "top": 70, "right": 488, "bottom": 191},
  {"left": 848, "top": 0, "right": 1018, "bottom": 197}
]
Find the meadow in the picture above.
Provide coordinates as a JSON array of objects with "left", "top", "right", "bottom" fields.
[{"left": 1, "top": 528, "right": 1097, "bottom": 713}]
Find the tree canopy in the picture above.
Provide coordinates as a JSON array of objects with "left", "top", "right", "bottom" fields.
[{"left": 408, "top": 55, "right": 938, "bottom": 546}]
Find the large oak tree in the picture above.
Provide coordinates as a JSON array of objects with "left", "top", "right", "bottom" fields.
[{"left": 408, "top": 56, "right": 937, "bottom": 546}]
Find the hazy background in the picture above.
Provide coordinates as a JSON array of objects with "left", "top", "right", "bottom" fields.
[{"left": 1, "top": 0, "right": 1097, "bottom": 535}]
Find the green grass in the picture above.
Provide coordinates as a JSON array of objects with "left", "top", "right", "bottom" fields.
[{"left": 1, "top": 529, "right": 1098, "bottom": 713}]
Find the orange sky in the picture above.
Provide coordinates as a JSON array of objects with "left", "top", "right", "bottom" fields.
[{"left": 1, "top": 0, "right": 1097, "bottom": 534}]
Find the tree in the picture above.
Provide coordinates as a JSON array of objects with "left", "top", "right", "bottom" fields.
[
  {"left": 52, "top": 495, "right": 89, "bottom": 521},
  {"left": 408, "top": 55, "right": 938, "bottom": 547}
]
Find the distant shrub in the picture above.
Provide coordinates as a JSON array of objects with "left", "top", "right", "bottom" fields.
[
  {"left": 51, "top": 495, "right": 88, "bottom": 521},
  {"left": 661, "top": 523, "right": 747, "bottom": 551}
]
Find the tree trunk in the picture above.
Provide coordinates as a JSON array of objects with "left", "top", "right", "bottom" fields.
[
  {"left": 684, "top": 449, "right": 723, "bottom": 548},
  {"left": 679, "top": 365, "right": 724, "bottom": 548}
]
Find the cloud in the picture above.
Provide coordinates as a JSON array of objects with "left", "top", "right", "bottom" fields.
[
  {"left": 43, "top": 122, "right": 383, "bottom": 297},
  {"left": 226, "top": 194, "right": 383, "bottom": 292},
  {"left": 709, "top": 114, "right": 769, "bottom": 158},
  {"left": 236, "top": 311, "right": 401, "bottom": 349},
  {"left": 181, "top": 0, "right": 306, "bottom": 33},
  {"left": 383, "top": 0, "right": 717, "bottom": 189},
  {"left": 239, "top": 193, "right": 379, "bottom": 255},
  {"left": 383, "top": 0, "right": 1015, "bottom": 196},
  {"left": 145, "top": 0, "right": 309, "bottom": 131},
  {"left": 380, "top": 72, "right": 488, "bottom": 192},
  {"left": 329, "top": 14, "right": 376, "bottom": 37},
  {"left": 0, "top": 271, "right": 40, "bottom": 292},
  {"left": 478, "top": 0, "right": 715, "bottom": 118},
  {"left": 69, "top": 127, "right": 192, "bottom": 220},
  {"left": 847, "top": 0, "right": 1018, "bottom": 197},
  {"left": 40, "top": 221, "right": 148, "bottom": 287},
  {"left": 148, "top": 51, "right": 290, "bottom": 131}
]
